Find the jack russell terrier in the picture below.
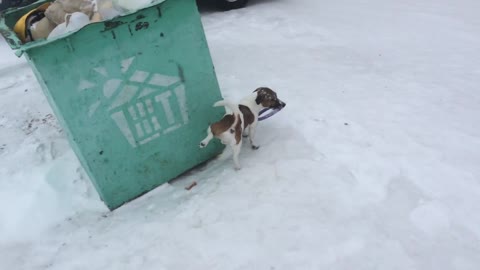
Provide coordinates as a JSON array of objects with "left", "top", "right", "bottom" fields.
[{"left": 199, "top": 87, "right": 286, "bottom": 170}]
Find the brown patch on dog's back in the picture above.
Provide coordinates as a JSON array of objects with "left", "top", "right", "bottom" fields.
[
  {"left": 211, "top": 114, "right": 243, "bottom": 145},
  {"left": 239, "top": 105, "right": 254, "bottom": 129},
  {"left": 211, "top": 114, "right": 235, "bottom": 136}
]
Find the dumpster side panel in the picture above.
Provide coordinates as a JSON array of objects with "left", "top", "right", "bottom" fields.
[{"left": 25, "top": 0, "right": 224, "bottom": 209}]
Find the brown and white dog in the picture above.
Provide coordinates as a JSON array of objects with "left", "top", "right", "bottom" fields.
[{"left": 199, "top": 87, "right": 286, "bottom": 170}]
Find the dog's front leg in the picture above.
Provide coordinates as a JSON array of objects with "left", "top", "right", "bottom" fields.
[{"left": 248, "top": 122, "right": 260, "bottom": 150}]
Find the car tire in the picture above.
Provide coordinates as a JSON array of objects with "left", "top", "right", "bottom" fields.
[{"left": 217, "top": 0, "right": 249, "bottom": 10}]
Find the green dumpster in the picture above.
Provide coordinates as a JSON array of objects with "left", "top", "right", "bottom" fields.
[{"left": 0, "top": 0, "right": 225, "bottom": 210}]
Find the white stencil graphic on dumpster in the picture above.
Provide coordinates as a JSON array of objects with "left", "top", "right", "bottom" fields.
[{"left": 80, "top": 57, "right": 189, "bottom": 148}]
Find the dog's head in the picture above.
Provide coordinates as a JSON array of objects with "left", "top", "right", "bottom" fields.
[{"left": 254, "top": 87, "right": 286, "bottom": 109}]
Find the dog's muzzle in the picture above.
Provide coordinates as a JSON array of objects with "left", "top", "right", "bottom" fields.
[
  {"left": 274, "top": 99, "right": 286, "bottom": 109},
  {"left": 259, "top": 99, "right": 286, "bottom": 121}
]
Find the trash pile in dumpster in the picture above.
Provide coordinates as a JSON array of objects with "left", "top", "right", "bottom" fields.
[{"left": 13, "top": 0, "right": 165, "bottom": 43}]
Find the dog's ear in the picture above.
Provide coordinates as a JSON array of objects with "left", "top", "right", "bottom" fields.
[
  {"left": 255, "top": 94, "right": 263, "bottom": 105},
  {"left": 254, "top": 87, "right": 265, "bottom": 104},
  {"left": 254, "top": 87, "right": 272, "bottom": 104},
  {"left": 253, "top": 87, "right": 268, "bottom": 93}
]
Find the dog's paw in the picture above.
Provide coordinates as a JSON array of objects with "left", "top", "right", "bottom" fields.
[
  {"left": 251, "top": 145, "right": 260, "bottom": 150},
  {"left": 234, "top": 166, "right": 241, "bottom": 171}
]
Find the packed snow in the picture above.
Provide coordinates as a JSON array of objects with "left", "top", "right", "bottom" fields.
[{"left": 1, "top": 0, "right": 480, "bottom": 269}]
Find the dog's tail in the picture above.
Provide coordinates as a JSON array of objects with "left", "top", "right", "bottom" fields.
[
  {"left": 214, "top": 100, "right": 241, "bottom": 115},
  {"left": 214, "top": 100, "right": 242, "bottom": 128}
]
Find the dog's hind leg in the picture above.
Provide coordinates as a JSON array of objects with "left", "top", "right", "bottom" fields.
[
  {"left": 231, "top": 140, "right": 242, "bottom": 170},
  {"left": 199, "top": 127, "right": 214, "bottom": 148}
]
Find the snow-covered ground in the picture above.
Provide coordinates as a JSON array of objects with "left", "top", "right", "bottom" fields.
[{"left": 1, "top": 0, "right": 480, "bottom": 269}]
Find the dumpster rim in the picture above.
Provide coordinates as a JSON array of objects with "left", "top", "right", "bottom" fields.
[{"left": 0, "top": 0, "right": 168, "bottom": 56}]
